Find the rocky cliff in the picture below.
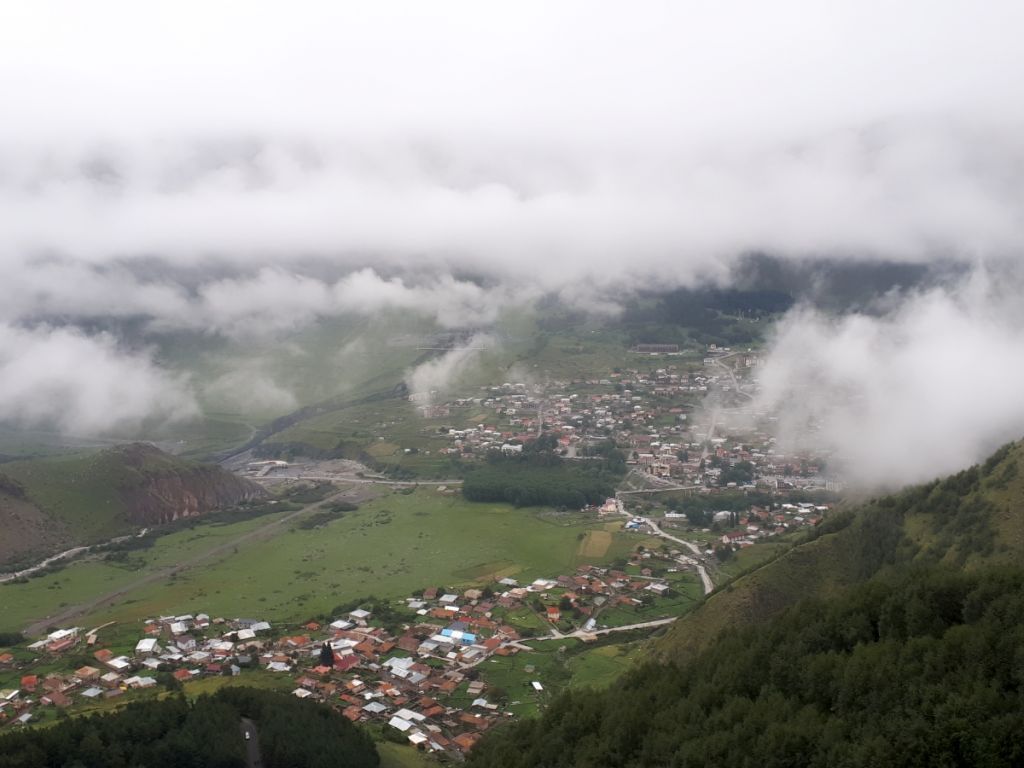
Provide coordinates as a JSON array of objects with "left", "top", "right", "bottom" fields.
[
  {"left": 0, "top": 443, "right": 267, "bottom": 568},
  {"left": 109, "top": 443, "right": 267, "bottom": 525},
  {"left": 119, "top": 459, "right": 266, "bottom": 525}
]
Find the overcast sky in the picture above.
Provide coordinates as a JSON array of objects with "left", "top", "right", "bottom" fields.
[
  {"left": 2, "top": 2, "right": 1024, "bottom": 482},
  {"left": 3, "top": 0, "right": 1022, "bottom": 291}
]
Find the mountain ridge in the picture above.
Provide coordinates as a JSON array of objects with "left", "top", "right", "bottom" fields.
[
  {"left": 654, "top": 440, "right": 1023, "bottom": 661},
  {"left": 0, "top": 443, "right": 265, "bottom": 569},
  {"left": 467, "top": 440, "right": 1024, "bottom": 767}
]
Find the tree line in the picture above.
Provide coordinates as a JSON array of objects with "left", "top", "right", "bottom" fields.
[
  {"left": 469, "top": 443, "right": 1024, "bottom": 767},
  {"left": 468, "top": 565, "right": 1024, "bottom": 767},
  {"left": 0, "top": 688, "right": 378, "bottom": 768},
  {"left": 462, "top": 438, "right": 626, "bottom": 509}
]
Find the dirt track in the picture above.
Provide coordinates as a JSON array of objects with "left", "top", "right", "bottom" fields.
[{"left": 22, "top": 486, "right": 368, "bottom": 636}]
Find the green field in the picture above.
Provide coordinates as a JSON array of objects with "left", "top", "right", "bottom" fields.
[
  {"left": 713, "top": 538, "right": 793, "bottom": 581},
  {"left": 473, "top": 636, "right": 648, "bottom": 718},
  {"left": 267, "top": 397, "right": 463, "bottom": 477},
  {"left": 2, "top": 488, "right": 650, "bottom": 634},
  {"left": 0, "top": 503, "right": 310, "bottom": 631},
  {"left": 565, "top": 642, "right": 644, "bottom": 688},
  {"left": 142, "top": 312, "right": 460, "bottom": 459},
  {"left": 597, "top": 578, "right": 704, "bottom": 628},
  {"left": 377, "top": 742, "right": 437, "bottom": 768}
]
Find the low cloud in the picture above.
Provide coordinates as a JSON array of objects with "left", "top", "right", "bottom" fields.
[
  {"left": 3, "top": 121, "right": 1023, "bottom": 308},
  {"left": 182, "top": 268, "right": 518, "bottom": 337},
  {"left": 1, "top": 263, "right": 519, "bottom": 339},
  {"left": 755, "top": 272, "right": 1024, "bottom": 486},
  {"left": 202, "top": 368, "right": 297, "bottom": 414},
  {"left": 1, "top": 2, "right": 1023, "bottom": 450},
  {"left": 405, "top": 334, "right": 495, "bottom": 404},
  {"left": 0, "top": 324, "right": 198, "bottom": 434}
]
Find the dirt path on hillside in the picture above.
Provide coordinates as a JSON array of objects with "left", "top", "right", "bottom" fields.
[
  {"left": 22, "top": 487, "right": 366, "bottom": 637},
  {"left": 529, "top": 616, "right": 680, "bottom": 641}
]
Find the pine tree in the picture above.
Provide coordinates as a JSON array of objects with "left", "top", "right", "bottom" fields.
[{"left": 319, "top": 641, "right": 334, "bottom": 668}]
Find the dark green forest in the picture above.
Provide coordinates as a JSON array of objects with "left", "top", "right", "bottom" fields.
[
  {"left": 470, "top": 443, "right": 1024, "bottom": 767},
  {"left": 468, "top": 565, "right": 1024, "bottom": 768},
  {"left": 0, "top": 688, "right": 378, "bottom": 768},
  {"left": 621, "top": 286, "right": 793, "bottom": 346},
  {"left": 462, "top": 438, "right": 626, "bottom": 508}
]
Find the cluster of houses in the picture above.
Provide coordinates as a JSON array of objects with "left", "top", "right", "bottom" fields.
[
  {"left": 0, "top": 615, "right": 274, "bottom": 727},
  {"left": 683, "top": 503, "right": 829, "bottom": 551},
  {"left": 418, "top": 347, "right": 837, "bottom": 495},
  {"left": 277, "top": 603, "right": 521, "bottom": 755},
  {"left": 0, "top": 552, "right": 698, "bottom": 754},
  {"left": 261, "top": 563, "right": 689, "bottom": 755}
]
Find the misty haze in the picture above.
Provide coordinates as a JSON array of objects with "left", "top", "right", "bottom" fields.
[{"left": 1, "top": 3, "right": 1023, "bottom": 767}]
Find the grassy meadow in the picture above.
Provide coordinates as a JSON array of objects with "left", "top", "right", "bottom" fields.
[
  {"left": 1, "top": 488, "right": 654, "bottom": 634},
  {"left": 470, "top": 636, "right": 648, "bottom": 718}
]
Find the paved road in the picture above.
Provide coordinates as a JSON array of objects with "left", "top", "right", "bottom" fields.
[
  {"left": 612, "top": 498, "right": 715, "bottom": 596},
  {"left": 531, "top": 616, "right": 679, "bottom": 641},
  {"left": 257, "top": 473, "right": 463, "bottom": 486},
  {"left": 710, "top": 353, "right": 754, "bottom": 401},
  {"left": 241, "top": 718, "right": 262, "bottom": 768},
  {"left": 644, "top": 520, "right": 715, "bottom": 594},
  {"left": 617, "top": 484, "right": 702, "bottom": 495}
]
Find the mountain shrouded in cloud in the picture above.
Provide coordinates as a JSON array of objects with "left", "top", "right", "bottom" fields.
[
  {"left": 755, "top": 270, "right": 1024, "bottom": 486},
  {"left": 2, "top": 1, "right": 1024, "bottom": 481}
]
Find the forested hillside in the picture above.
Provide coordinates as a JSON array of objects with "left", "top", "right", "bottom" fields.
[
  {"left": 656, "top": 440, "right": 1024, "bottom": 659},
  {"left": 469, "top": 566, "right": 1024, "bottom": 767},
  {"left": 0, "top": 688, "right": 378, "bottom": 768},
  {"left": 469, "top": 441, "right": 1024, "bottom": 767}
]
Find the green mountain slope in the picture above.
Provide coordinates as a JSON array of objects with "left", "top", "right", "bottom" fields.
[
  {"left": 0, "top": 443, "right": 264, "bottom": 569},
  {"left": 469, "top": 566, "right": 1024, "bottom": 768},
  {"left": 468, "top": 441, "right": 1024, "bottom": 768},
  {"left": 656, "top": 441, "right": 1024, "bottom": 660},
  {"left": 0, "top": 474, "right": 70, "bottom": 570}
]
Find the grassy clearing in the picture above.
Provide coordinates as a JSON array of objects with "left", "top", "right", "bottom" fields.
[
  {"left": 154, "top": 312, "right": 459, "bottom": 458},
  {"left": 599, "top": 579, "right": 703, "bottom": 628},
  {"left": 182, "top": 670, "right": 294, "bottom": 698},
  {"left": 477, "top": 636, "right": 647, "bottom": 718},
  {"left": 477, "top": 643, "right": 573, "bottom": 717},
  {"left": 566, "top": 643, "right": 643, "bottom": 688},
  {"left": 492, "top": 604, "right": 549, "bottom": 636},
  {"left": 268, "top": 397, "right": 463, "bottom": 477},
  {"left": 377, "top": 742, "right": 437, "bottom": 768},
  {"left": 155, "top": 415, "right": 255, "bottom": 460},
  {"left": 0, "top": 503, "right": 312, "bottom": 632},
  {"left": 576, "top": 530, "right": 612, "bottom": 558},
  {"left": 714, "top": 539, "right": 792, "bottom": 581},
  {"left": 605, "top": 529, "right": 665, "bottom": 563},
  {"left": 1, "top": 562, "right": 144, "bottom": 632},
  {"left": 55, "top": 687, "right": 171, "bottom": 720},
  {"left": 3, "top": 490, "right": 638, "bottom": 633}
]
